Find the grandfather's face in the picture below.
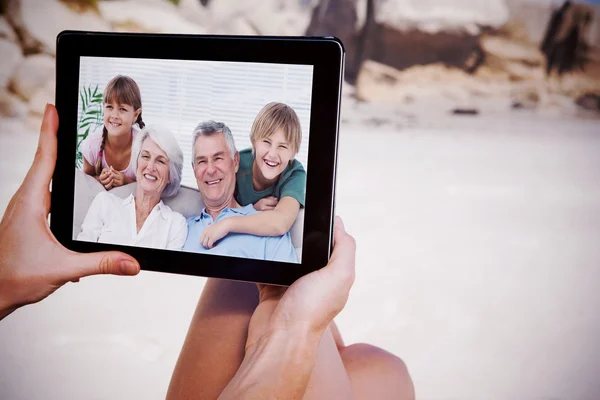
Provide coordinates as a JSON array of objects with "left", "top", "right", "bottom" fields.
[{"left": 192, "top": 134, "right": 239, "bottom": 208}]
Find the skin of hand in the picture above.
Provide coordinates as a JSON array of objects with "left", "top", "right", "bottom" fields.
[
  {"left": 200, "top": 218, "right": 232, "bottom": 249},
  {"left": 0, "top": 104, "right": 141, "bottom": 321},
  {"left": 109, "top": 166, "right": 130, "bottom": 188},
  {"left": 218, "top": 216, "right": 356, "bottom": 399},
  {"left": 246, "top": 216, "right": 356, "bottom": 350},
  {"left": 98, "top": 167, "right": 113, "bottom": 190},
  {"left": 253, "top": 196, "right": 278, "bottom": 211}
]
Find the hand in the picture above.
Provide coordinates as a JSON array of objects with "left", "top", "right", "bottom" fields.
[
  {"left": 200, "top": 219, "right": 231, "bottom": 249},
  {"left": 246, "top": 216, "right": 356, "bottom": 350},
  {"left": 98, "top": 167, "right": 113, "bottom": 190},
  {"left": 0, "top": 104, "right": 140, "bottom": 321},
  {"left": 110, "top": 167, "right": 129, "bottom": 188},
  {"left": 254, "top": 196, "right": 278, "bottom": 211}
]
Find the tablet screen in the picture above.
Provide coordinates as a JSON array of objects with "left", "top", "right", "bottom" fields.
[{"left": 73, "top": 56, "right": 313, "bottom": 264}]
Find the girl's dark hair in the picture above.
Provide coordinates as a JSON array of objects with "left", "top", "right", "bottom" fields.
[{"left": 96, "top": 75, "right": 144, "bottom": 176}]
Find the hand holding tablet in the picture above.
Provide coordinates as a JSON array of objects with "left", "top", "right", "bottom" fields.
[
  {"left": 0, "top": 104, "right": 140, "bottom": 321},
  {"left": 51, "top": 31, "right": 345, "bottom": 285}
]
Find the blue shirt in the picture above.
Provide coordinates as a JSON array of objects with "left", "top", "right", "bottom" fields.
[{"left": 183, "top": 204, "right": 298, "bottom": 263}]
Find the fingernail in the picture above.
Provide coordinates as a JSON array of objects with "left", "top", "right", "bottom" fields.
[
  {"left": 120, "top": 259, "right": 139, "bottom": 275},
  {"left": 43, "top": 103, "right": 50, "bottom": 118}
]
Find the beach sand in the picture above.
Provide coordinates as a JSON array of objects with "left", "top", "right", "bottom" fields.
[{"left": 1, "top": 105, "right": 600, "bottom": 399}]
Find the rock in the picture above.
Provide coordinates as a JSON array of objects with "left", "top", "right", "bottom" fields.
[
  {"left": 481, "top": 35, "right": 544, "bottom": 66},
  {"left": 202, "top": 0, "right": 310, "bottom": 36},
  {"left": 178, "top": 0, "right": 211, "bottom": 27},
  {"left": 99, "top": 0, "right": 205, "bottom": 34},
  {"left": 0, "top": 39, "right": 23, "bottom": 90},
  {"left": 0, "top": 16, "right": 18, "bottom": 43},
  {"left": 305, "top": 0, "right": 362, "bottom": 81},
  {"left": 5, "top": 0, "right": 112, "bottom": 55},
  {"left": 10, "top": 54, "right": 55, "bottom": 101},
  {"left": 0, "top": 90, "right": 29, "bottom": 118},
  {"left": 480, "top": 34, "right": 546, "bottom": 81},
  {"left": 575, "top": 93, "right": 600, "bottom": 111},
  {"left": 306, "top": 0, "right": 509, "bottom": 82},
  {"left": 451, "top": 108, "right": 479, "bottom": 115},
  {"left": 375, "top": 0, "right": 509, "bottom": 35},
  {"left": 28, "top": 81, "right": 55, "bottom": 117}
]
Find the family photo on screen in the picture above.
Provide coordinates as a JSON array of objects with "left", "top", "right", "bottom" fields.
[{"left": 73, "top": 58, "right": 313, "bottom": 264}]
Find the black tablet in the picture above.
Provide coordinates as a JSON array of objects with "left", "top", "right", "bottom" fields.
[{"left": 51, "top": 31, "right": 344, "bottom": 286}]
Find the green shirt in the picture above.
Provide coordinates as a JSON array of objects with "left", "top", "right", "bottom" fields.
[{"left": 236, "top": 148, "right": 306, "bottom": 208}]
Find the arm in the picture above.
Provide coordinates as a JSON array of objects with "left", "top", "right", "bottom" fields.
[
  {"left": 83, "top": 157, "right": 96, "bottom": 176},
  {"left": 200, "top": 197, "right": 300, "bottom": 248},
  {"left": 220, "top": 218, "right": 355, "bottom": 398},
  {"left": 0, "top": 105, "right": 139, "bottom": 321},
  {"left": 83, "top": 158, "right": 114, "bottom": 189},
  {"left": 233, "top": 196, "right": 300, "bottom": 236},
  {"left": 219, "top": 328, "right": 321, "bottom": 400}
]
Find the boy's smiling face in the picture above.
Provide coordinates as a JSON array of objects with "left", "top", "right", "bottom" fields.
[{"left": 254, "top": 129, "right": 294, "bottom": 181}]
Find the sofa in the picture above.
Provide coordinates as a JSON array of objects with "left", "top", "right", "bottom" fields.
[{"left": 73, "top": 169, "right": 304, "bottom": 261}]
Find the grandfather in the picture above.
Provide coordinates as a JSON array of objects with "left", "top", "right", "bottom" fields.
[{"left": 183, "top": 121, "right": 298, "bottom": 263}]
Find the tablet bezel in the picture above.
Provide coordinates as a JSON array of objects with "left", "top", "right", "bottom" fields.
[{"left": 51, "top": 31, "right": 344, "bottom": 286}]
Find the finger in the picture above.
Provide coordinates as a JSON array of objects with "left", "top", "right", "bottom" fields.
[
  {"left": 66, "top": 251, "right": 140, "bottom": 279},
  {"left": 324, "top": 216, "right": 356, "bottom": 285},
  {"left": 23, "top": 104, "right": 59, "bottom": 195}
]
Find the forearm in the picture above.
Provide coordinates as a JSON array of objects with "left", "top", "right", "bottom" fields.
[
  {"left": 227, "top": 212, "right": 292, "bottom": 237},
  {"left": 219, "top": 329, "right": 322, "bottom": 400}
]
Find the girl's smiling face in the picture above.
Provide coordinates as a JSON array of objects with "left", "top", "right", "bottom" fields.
[
  {"left": 103, "top": 101, "right": 140, "bottom": 137},
  {"left": 253, "top": 129, "right": 294, "bottom": 181},
  {"left": 136, "top": 138, "right": 170, "bottom": 196}
]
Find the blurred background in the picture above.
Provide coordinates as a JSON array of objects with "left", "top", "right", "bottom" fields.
[{"left": 1, "top": 0, "right": 599, "bottom": 399}]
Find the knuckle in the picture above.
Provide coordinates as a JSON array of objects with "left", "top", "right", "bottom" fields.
[{"left": 98, "top": 254, "right": 113, "bottom": 274}]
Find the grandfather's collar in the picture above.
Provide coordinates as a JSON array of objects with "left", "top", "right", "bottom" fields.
[{"left": 193, "top": 204, "right": 255, "bottom": 222}]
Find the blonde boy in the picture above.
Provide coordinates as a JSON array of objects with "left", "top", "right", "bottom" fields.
[{"left": 199, "top": 102, "right": 306, "bottom": 249}]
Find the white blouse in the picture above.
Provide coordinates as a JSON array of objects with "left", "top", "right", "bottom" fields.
[{"left": 77, "top": 192, "right": 188, "bottom": 250}]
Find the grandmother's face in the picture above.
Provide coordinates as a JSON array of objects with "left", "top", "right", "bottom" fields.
[{"left": 136, "top": 138, "right": 170, "bottom": 196}]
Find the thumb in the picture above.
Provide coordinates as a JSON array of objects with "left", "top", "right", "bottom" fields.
[
  {"left": 66, "top": 251, "right": 140, "bottom": 279},
  {"left": 24, "top": 104, "right": 59, "bottom": 196}
]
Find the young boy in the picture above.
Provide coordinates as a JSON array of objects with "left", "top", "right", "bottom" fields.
[{"left": 199, "top": 102, "right": 305, "bottom": 249}]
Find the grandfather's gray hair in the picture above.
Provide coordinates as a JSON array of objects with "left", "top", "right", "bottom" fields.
[
  {"left": 132, "top": 125, "right": 184, "bottom": 198},
  {"left": 191, "top": 120, "right": 237, "bottom": 162}
]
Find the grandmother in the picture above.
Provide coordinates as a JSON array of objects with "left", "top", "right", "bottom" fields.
[{"left": 77, "top": 125, "right": 188, "bottom": 250}]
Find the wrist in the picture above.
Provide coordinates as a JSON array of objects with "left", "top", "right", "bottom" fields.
[
  {"left": 223, "top": 216, "right": 235, "bottom": 234},
  {"left": 0, "top": 292, "right": 18, "bottom": 321},
  {"left": 221, "top": 328, "right": 321, "bottom": 399}
]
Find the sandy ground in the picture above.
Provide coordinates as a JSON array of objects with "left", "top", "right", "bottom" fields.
[{"left": 1, "top": 106, "right": 600, "bottom": 399}]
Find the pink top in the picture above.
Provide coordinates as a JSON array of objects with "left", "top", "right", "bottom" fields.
[{"left": 80, "top": 125, "right": 140, "bottom": 181}]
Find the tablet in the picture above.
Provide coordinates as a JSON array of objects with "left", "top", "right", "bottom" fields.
[{"left": 51, "top": 31, "right": 344, "bottom": 286}]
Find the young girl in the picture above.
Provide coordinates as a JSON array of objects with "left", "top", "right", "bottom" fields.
[
  {"left": 80, "top": 75, "right": 144, "bottom": 190},
  {"left": 200, "top": 102, "right": 306, "bottom": 249}
]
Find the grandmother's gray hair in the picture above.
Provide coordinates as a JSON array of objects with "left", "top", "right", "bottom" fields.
[
  {"left": 131, "top": 125, "right": 184, "bottom": 198},
  {"left": 191, "top": 120, "right": 237, "bottom": 162}
]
